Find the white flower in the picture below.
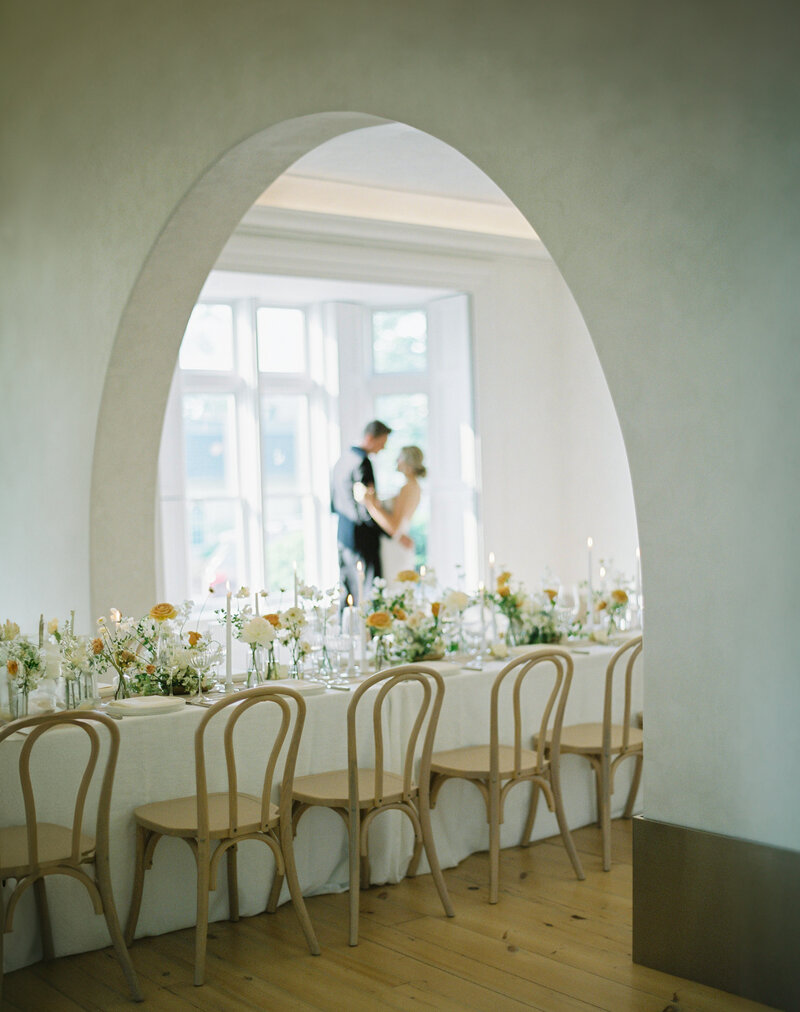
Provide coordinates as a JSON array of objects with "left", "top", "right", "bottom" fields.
[
  {"left": 280, "top": 607, "right": 306, "bottom": 632},
  {"left": 235, "top": 586, "right": 250, "bottom": 599},
  {"left": 373, "top": 577, "right": 387, "bottom": 589},
  {"left": 444, "top": 590, "right": 470, "bottom": 613},
  {"left": 405, "top": 610, "right": 425, "bottom": 630},
  {"left": 490, "top": 641, "right": 509, "bottom": 659},
  {"left": 47, "top": 617, "right": 59, "bottom": 635},
  {"left": 240, "top": 616, "right": 276, "bottom": 646}
]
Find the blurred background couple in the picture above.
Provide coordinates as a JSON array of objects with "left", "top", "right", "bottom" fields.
[{"left": 331, "top": 419, "right": 426, "bottom": 607}]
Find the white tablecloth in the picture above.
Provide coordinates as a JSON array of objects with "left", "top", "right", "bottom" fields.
[{"left": 1, "top": 644, "right": 641, "bottom": 972}]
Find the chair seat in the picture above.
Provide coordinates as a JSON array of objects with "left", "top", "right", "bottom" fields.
[
  {"left": 430, "top": 744, "right": 543, "bottom": 780},
  {"left": 293, "top": 769, "right": 410, "bottom": 808},
  {"left": 133, "top": 792, "right": 277, "bottom": 838},
  {"left": 0, "top": 823, "right": 96, "bottom": 879},
  {"left": 555, "top": 722, "right": 643, "bottom": 754}
]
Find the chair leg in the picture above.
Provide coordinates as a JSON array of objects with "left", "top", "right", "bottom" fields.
[
  {"left": 488, "top": 780, "right": 501, "bottom": 904},
  {"left": 95, "top": 850, "right": 144, "bottom": 1002},
  {"left": 279, "top": 822, "right": 320, "bottom": 956},
  {"left": 194, "top": 841, "right": 211, "bottom": 986},
  {"left": 623, "top": 754, "right": 643, "bottom": 819},
  {"left": 417, "top": 797, "right": 454, "bottom": 918},
  {"left": 550, "top": 769, "right": 585, "bottom": 881},
  {"left": 520, "top": 782, "right": 541, "bottom": 847},
  {"left": 594, "top": 763, "right": 604, "bottom": 827},
  {"left": 226, "top": 844, "right": 239, "bottom": 922},
  {"left": 125, "top": 824, "right": 149, "bottom": 946},
  {"left": 600, "top": 757, "right": 612, "bottom": 872},
  {"left": 266, "top": 857, "right": 284, "bottom": 914},
  {"left": 348, "top": 807, "right": 361, "bottom": 946},
  {"left": 33, "top": 878, "right": 54, "bottom": 961}
]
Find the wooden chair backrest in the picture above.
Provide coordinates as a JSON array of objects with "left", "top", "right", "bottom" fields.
[
  {"left": 489, "top": 648, "right": 574, "bottom": 779},
  {"left": 0, "top": 711, "right": 120, "bottom": 872},
  {"left": 347, "top": 664, "right": 445, "bottom": 807},
  {"left": 194, "top": 685, "right": 306, "bottom": 839},
  {"left": 602, "top": 635, "right": 643, "bottom": 755}
]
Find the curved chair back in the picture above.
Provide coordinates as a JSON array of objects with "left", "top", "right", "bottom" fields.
[
  {"left": 347, "top": 664, "right": 445, "bottom": 807},
  {"left": 489, "top": 647, "right": 574, "bottom": 779},
  {"left": 0, "top": 710, "right": 120, "bottom": 883},
  {"left": 194, "top": 685, "right": 306, "bottom": 840},
  {"left": 602, "top": 636, "right": 643, "bottom": 756}
]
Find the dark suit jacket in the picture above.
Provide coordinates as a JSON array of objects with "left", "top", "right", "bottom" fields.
[{"left": 330, "top": 446, "right": 382, "bottom": 564}]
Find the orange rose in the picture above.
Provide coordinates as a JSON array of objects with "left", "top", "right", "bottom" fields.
[
  {"left": 396, "top": 570, "right": 419, "bottom": 583},
  {"left": 431, "top": 601, "right": 441, "bottom": 618},
  {"left": 188, "top": 630, "right": 202, "bottom": 646},
  {"left": 611, "top": 589, "right": 629, "bottom": 605},
  {"left": 7, "top": 659, "right": 18, "bottom": 676},
  {"left": 366, "top": 611, "right": 392, "bottom": 631},
  {"left": 149, "top": 602, "right": 178, "bottom": 622},
  {"left": 498, "top": 585, "right": 511, "bottom": 598},
  {"left": 596, "top": 599, "right": 608, "bottom": 611},
  {"left": 392, "top": 607, "right": 407, "bottom": 621},
  {"left": 145, "top": 664, "right": 156, "bottom": 675},
  {"left": 92, "top": 637, "right": 104, "bottom": 655},
  {"left": 544, "top": 588, "right": 558, "bottom": 603},
  {"left": 264, "top": 613, "right": 281, "bottom": 628},
  {"left": 119, "top": 650, "right": 136, "bottom": 666}
]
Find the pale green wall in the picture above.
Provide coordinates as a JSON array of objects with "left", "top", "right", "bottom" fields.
[{"left": 1, "top": 0, "right": 798, "bottom": 852}]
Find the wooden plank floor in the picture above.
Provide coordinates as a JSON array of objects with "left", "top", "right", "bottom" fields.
[{"left": 2, "top": 822, "right": 779, "bottom": 1011}]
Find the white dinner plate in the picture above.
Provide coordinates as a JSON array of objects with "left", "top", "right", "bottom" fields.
[{"left": 106, "top": 696, "right": 186, "bottom": 717}]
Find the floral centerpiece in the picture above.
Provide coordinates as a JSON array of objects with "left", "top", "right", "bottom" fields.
[
  {"left": 490, "top": 571, "right": 531, "bottom": 646},
  {"left": 49, "top": 617, "right": 104, "bottom": 708},
  {"left": 439, "top": 590, "right": 472, "bottom": 654},
  {"left": 391, "top": 602, "right": 445, "bottom": 662},
  {"left": 276, "top": 606, "right": 309, "bottom": 677},
  {"left": 298, "top": 583, "right": 339, "bottom": 676},
  {"left": 1, "top": 620, "right": 43, "bottom": 717},
  {"left": 240, "top": 614, "right": 278, "bottom": 684},
  {"left": 593, "top": 571, "right": 631, "bottom": 636},
  {"left": 96, "top": 601, "right": 220, "bottom": 697}
]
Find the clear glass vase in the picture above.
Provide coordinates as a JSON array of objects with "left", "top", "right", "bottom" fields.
[
  {"left": 374, "top": 635, "right": 389, "bottom": 672},
  {"left": 246, "top": 645, "right": 265, "bottom": 687}
]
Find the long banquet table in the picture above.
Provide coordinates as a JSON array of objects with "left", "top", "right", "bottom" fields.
[{"left": 1, "top": 643, "right": 642, "bottom": 973}]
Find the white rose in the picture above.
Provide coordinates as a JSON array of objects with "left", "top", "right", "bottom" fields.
[
  {"left": 444, "top": 590, "right": 470, "bottom": 613},
  {"left": 490, "top": 641, "right": 509, "bottom": 659},
  {"left": 241, "top": 616, "right": 276, "bottom": 646}
]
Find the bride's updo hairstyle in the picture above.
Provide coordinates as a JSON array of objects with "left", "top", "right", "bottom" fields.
[{"left": 399, "top": 445, "right": 426, "bottom": 478}]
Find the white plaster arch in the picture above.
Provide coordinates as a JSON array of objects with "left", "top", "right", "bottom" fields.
[{"left": 90, "top": 112, "right": 390, "bottom": 617}]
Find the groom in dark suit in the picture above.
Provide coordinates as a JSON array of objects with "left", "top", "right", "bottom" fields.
[{"left": 331, "top": 419, "right": 392, "bottom": 607}]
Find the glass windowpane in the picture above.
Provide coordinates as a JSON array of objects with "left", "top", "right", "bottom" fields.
[
  {"left": 260, "top": 395, "right": 309, "bottom": 493},
  {"left": 257, "top": 307, "right": 306, "bottom": 373},
  {"left": 372, "top": 309, "right": 427, "bottom": 374},
  {"left": 182, "top": 394, "right": 238, "bottom": 496},
  {"left": 179, "top": 304, "right": 234, "bottom": 371},
  {"left": 263, "top": 497, "right": 306, "bottom": 591},
  {"left": 186, "top": 499, "right": 245, "bottom": 598}
]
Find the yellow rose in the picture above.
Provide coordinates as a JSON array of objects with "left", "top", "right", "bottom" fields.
[
  {"left": 366, "top": 611, "right": 392, "bottom": 631},
  {"left": 392, "top": 607, "right": 407, "bottom": 621},
  {"left": 431, "top": 601, "right": 441, "bottom": 618},
  {"left": 396, "top": 570, "right": 419, "bottom": 583},
  {"left": 596, "top": 599, "right": 608, "bottom": 611},
  {"left": 497, "top": 571, "right": 512, "bottom": 587},
  {"left": 188, "top": 630, "right": 202, "bottom": 646},
  {"left": 544, "top": 588, "right": 558, "bottom": 603},
  {"left": 611, "top": 589, "right": 629, "bottom": 605},
  {"left": 498, "top": 585, "right": 511, "bottom": 598},
  {"left": 149, "top": 602, "right": 178, "bottom": 622}
]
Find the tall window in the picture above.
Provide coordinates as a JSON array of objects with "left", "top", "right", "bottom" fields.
[{"left": 158, "top": 276, "right": 475, "bottom": 605}]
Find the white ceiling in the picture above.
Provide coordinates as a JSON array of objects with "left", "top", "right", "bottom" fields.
[
  {"left": 281, "top": 122, "right": 511, "bottom": 204},
  {"left": 256, "top": 123, "right": 538, "bottom": 240}
]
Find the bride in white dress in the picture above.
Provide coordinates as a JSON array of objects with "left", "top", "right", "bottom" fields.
[{"left": 364, "top": 445, "right": 425, "bottom": 580}]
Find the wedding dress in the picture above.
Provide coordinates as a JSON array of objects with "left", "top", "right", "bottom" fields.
[{"left": 380, "top": 495, "right": 416, "bottom": 579}]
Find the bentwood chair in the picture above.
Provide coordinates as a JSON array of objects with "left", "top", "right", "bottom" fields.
[
  {"left": 429, "top": 648, "right": 585, "bottom": 904},
  {"left": 125, "top": 686, "right": 320, "bottom": 986},
  {"left": 0, "top": 712, "right": 143, "bottom": 1003},
  {"left": 285, "top": 664, "right": 454, "bottom": 946},
  {"left": 531, "top": 635, "right": 643, "bottom": 871}
]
